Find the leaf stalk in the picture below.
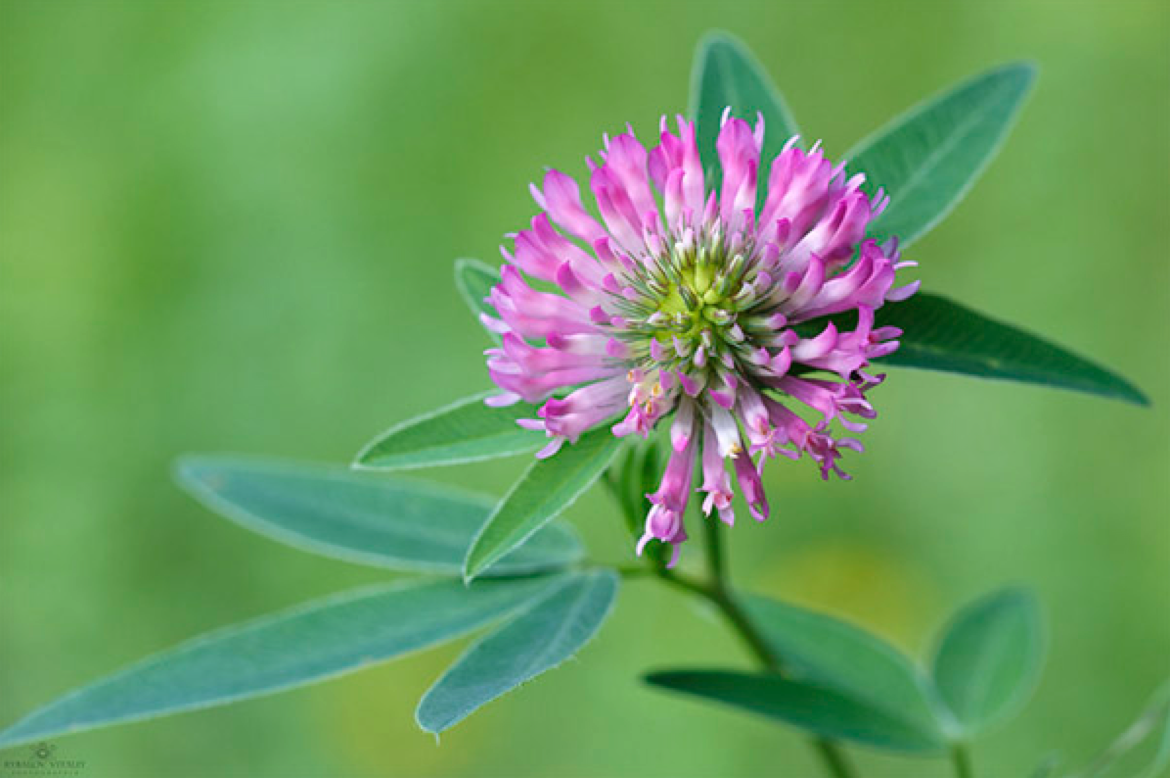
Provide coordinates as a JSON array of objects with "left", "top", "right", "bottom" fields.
[{"left": 653, "top": 516, "right": 860, "bottom": 778}]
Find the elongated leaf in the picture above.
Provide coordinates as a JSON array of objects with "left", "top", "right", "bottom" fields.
[
  {"left": 847, "top": 62, "right": 1035, "bottom": 247},
  {"left": 455, "top": 257, "right": 501, "bottom": 343},
  {"left": 742, "top": 594, "right": 941, "bottom": 736},
  {"left": 353, "top": 392, "right": 542, "bottom": 470},
  {"left": 1066, "top": 681, "right": 1170, "bottom": 778},
  {"left": 417, "top": 570, "right": 619, "bottom": 733},
  {"left": 464, "top": 427, "right": 625, "bottom": 582},
  {"left": 645, "top": 671, "right": 947, "bottom": 753},
  {"left": 689, "top": 31, "right": 801, "bottom": 189},
  {"left": 601, "top": 437, "right": 671, "bottom": 568},
  {"left": 176, "top": 456, "right": 581, "bottom": 576},
  {"left": 601, "top": 436, "right": 661, "bottom": 537},
  {"left": 931, "top": 587, "right": 1045, "bottom": 735},
  {"left": 0, "top": 577, "right": 563, "bottom": 748},
  {"left": 872, "top": 294, "right": 1148, "bottom": 405}
]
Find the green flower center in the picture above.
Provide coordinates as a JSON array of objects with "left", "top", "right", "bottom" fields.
[{"left": 624, "top": 235, "right": 763, "bottom": 374}]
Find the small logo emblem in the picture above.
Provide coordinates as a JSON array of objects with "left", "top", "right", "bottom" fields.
[
  {"left": 3, "top": 740, "right": 86, "bottom": 775},
  {"left": 30, "top": 743, "right": 56, "bottom": 762}
]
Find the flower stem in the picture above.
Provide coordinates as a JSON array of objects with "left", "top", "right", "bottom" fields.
[
  {"left": 697, "top": 517, "right": 780, "bottom": 671},
  {"left": 654, "top": 516, "right": 859, "bottom": 778},
  {"left": 951, "top": 745, "right": 974, "bottom": 778}
]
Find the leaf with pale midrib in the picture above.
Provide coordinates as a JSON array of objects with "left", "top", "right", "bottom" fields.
[
  {"left": 795, "top": 294, "right": 1148, "bottom": 406},
  {"left": 353, "top": 392, "right": 543, "bottom": 470},
  {"left": 689, "top": 31, "right": 801, "bottom": 200},
  {"left": 417, "top": 570, "right": 619, "bottom": 733},
  {"left": 847, "top": 62, "right": 1036, "bottom": 247},
  {"left": 931, "top": 587, "right": 1045, "bottom": 736},
  {"left": 741, "top": 594, "right": 940, "bottom": 736},
  {"left": 177, "top": 456, "right": 581, "bottom": 576},
  {"left": 464, "top": 427, "right": 625, "bottom": 582},
  {"left": 455, "top": 257, "right": 502, "bottom": 344},
  {"left": 0, "top": 576, "right": 565, "bottom": 749},
  {"left": 645, "top": 670, "right": 948, "bottom": 753}
]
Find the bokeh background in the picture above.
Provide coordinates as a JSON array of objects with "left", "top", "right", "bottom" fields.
[{"left": 2, "top": 1, "right": 1168, "bottom": 776}]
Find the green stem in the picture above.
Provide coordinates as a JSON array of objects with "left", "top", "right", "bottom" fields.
[
  {"left": 951, "top": 744, "right": 974, "bottom": 778},
  {"left": 815, "top": 738, "right": 859, "bottom": 778},
  {"left": 613, "top": 564, "right": 653, "bottom": 577},
  {"left": 703, "top": 504, "right": 727, "bottom": 582},
  {"left": 697, "top": 518, "right": 778, "bottom": 672},
  {"left": 659, "top": 516, "right": 859, "bottom": 778}
]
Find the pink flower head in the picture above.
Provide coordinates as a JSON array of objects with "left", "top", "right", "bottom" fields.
[{"left": 483, "top": 113, "right": 917, "bottom": 566}]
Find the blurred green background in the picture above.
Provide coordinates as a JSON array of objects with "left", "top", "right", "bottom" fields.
[{"left": 2, "top": 1, "right": 1167, "bottom": 776}]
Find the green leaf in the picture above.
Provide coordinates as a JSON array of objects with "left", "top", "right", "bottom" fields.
[
  {"left": 176, "top": 456, "right": 581, "bottom": 576},
  {"left": 645, "top": 671, "right": 947, "bottom": 753},
  {"left": 931, "top": 587, "right": 1046, "bottom": 736},
  {"left": 464, "top": 427, "right": 625, "bottom": 582},
  {"left": 847, "top": 62, "right": 1035, "bottom": 247},
  {"left": 601, "top": 437, "right": 673, "bottom": 569},
  {"left": 455, "top": 257, "right": 501, "bottom": 343},
  {"left": 601, "top": 435, "right": 662, "bottom": 539},
  {"left": 689, "top": 31, "right": 801, "bottom": 190},
  {"left": 871, "top": 293, "right": 1149, "bottom": 406},
  {"left": 417, "top": 570, "right": 619, "bottom": 733},
  {"left": 1066, "top": 681, "right": 1170, "bottom": 778},
  {"left": 742, "top": 594, "right": 941, "bottom": 736},
  {"left": 0, "top": 576, "right": 564, "bottom": 749},
  {"left": 353, "top": 392, "right": 543, "bottom": 470}
]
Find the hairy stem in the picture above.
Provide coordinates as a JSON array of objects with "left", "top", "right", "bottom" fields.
[{"left": 655, "top": 517, "right": 859, "bottom": 778}]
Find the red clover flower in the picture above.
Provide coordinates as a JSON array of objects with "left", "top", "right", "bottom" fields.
[{"left": 484, "top": 112, "right": 918, "bottom": 566}]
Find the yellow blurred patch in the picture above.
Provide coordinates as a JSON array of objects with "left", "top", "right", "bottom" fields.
[
  {"left": 753, "top": 540, "right": 940, "bottom": 656},
  {"left": 311, "top": 648, "right": 481, "bottom": 776}
]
